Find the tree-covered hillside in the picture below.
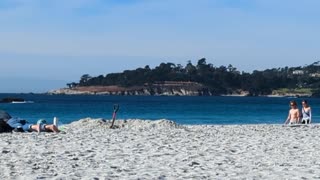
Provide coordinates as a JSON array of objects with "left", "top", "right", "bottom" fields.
[{"left": 68, "top": 58, "right": 320, "bottom": 96}]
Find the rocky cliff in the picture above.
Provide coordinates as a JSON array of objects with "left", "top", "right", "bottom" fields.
[{"left": 48, "top": 82, "right": 218, "bottom": 96}]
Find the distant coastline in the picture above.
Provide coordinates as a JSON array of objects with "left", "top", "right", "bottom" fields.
[
  {"left": 54, "top": 59, "right": 320, "bottom": 98},
  {"left": 41, "top": 59, "right": 320, "bottom": 98},
  {"left": 48, "top": 84, "right": 313, "bottom": 98}
]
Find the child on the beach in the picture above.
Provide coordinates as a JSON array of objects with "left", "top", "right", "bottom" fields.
[
  {"left": 301, "top": 100, "right": 312, "bottom": 124},
  {"left": 284, "top": 100, "right": 300, "bottom": 124}
]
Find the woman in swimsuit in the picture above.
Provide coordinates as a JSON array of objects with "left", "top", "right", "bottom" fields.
[
  {"left": 301, "top": 100, "right": 312, "bottom": 124},
  {"left": 284, "top": 100, "right": 300, "bottom": 124}
]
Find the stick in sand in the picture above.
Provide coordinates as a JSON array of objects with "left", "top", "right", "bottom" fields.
[{"left": 110, "top": 104, "right": 120, "bottom": 128}]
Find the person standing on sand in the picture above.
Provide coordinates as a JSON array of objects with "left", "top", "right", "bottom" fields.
[
  {"left": 301, "top": 100, "right": 312, "bottom": 124},
  {"left": 284, "top": 100, "right": 300, "bottom": 124}
]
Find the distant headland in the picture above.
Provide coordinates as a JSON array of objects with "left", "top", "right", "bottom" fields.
[
  {"left": 0, "top": 97, "right": 26, "bottom": 103},
  {"left": 49, "top": 58, "right": 320, "bottom": 97}
]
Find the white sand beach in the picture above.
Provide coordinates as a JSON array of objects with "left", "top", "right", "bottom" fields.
[{"left": 1, "top": 119, "right": 320, "bottom": 179}]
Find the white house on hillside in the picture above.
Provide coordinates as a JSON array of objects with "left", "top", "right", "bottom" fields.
[
  {"left": 310, "top": 73, "right": 320, "bottom": 77},
  {"left": 292, "top": 70, "right": 304, "bottom": 75}
]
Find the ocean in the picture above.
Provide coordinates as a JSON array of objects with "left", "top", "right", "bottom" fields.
[{"left": 0, "top": 93, "right": 318, "bottom": 125}]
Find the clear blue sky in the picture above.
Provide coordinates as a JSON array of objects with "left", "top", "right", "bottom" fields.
[{"left": 0, "top": 0, "right": 319, "bottom": 93}]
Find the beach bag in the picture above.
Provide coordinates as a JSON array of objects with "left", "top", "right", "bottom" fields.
[
  {"left": 0, "top": 119, "right": 13, "bottom": 133},
  {"left": 0, "top": 110, "right": 12, "bottom": 120}
]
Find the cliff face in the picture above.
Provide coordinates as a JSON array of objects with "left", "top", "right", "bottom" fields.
[
  {"left": 48, "top": 86, "right": 313, "bottom": 97},
  {"left": 48, "top": 82, "right": 216, "bottom": 96}
]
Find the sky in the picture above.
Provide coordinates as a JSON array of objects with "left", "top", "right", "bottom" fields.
[{"left": 0, "top": 0, "right": 320, "bottom": 93}]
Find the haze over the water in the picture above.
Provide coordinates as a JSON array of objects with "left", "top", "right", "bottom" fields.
[{"left": 0, "top": 0, "right": 319, "bottom": 93}]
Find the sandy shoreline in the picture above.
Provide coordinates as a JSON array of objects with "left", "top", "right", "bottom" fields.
[{"left": 1, "top": 119, "right": 320, "bottom": 179}]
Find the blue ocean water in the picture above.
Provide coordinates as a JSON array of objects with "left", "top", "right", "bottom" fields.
[{"left": 0, "top": 94, "right": 318, "bottom": 125}]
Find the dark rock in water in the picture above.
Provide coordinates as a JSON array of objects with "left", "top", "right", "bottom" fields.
[{"left": 0, "top": 97, "right": 25, "bottom": 103}]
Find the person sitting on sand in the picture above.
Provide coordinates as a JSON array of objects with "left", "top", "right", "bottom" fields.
[
  {"left": 0, "top": 110, "right": 59, "bottom": 133},
  {"left": 284, "top": 100, "right": 300, "bottom": 125},
  {"left": 301, "top": 100, "right": 312, "bottom": 124}
]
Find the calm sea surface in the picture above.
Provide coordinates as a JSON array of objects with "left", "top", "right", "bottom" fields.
[{"left": 0, "top": 94, "right": 319, "bottom": 125}]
